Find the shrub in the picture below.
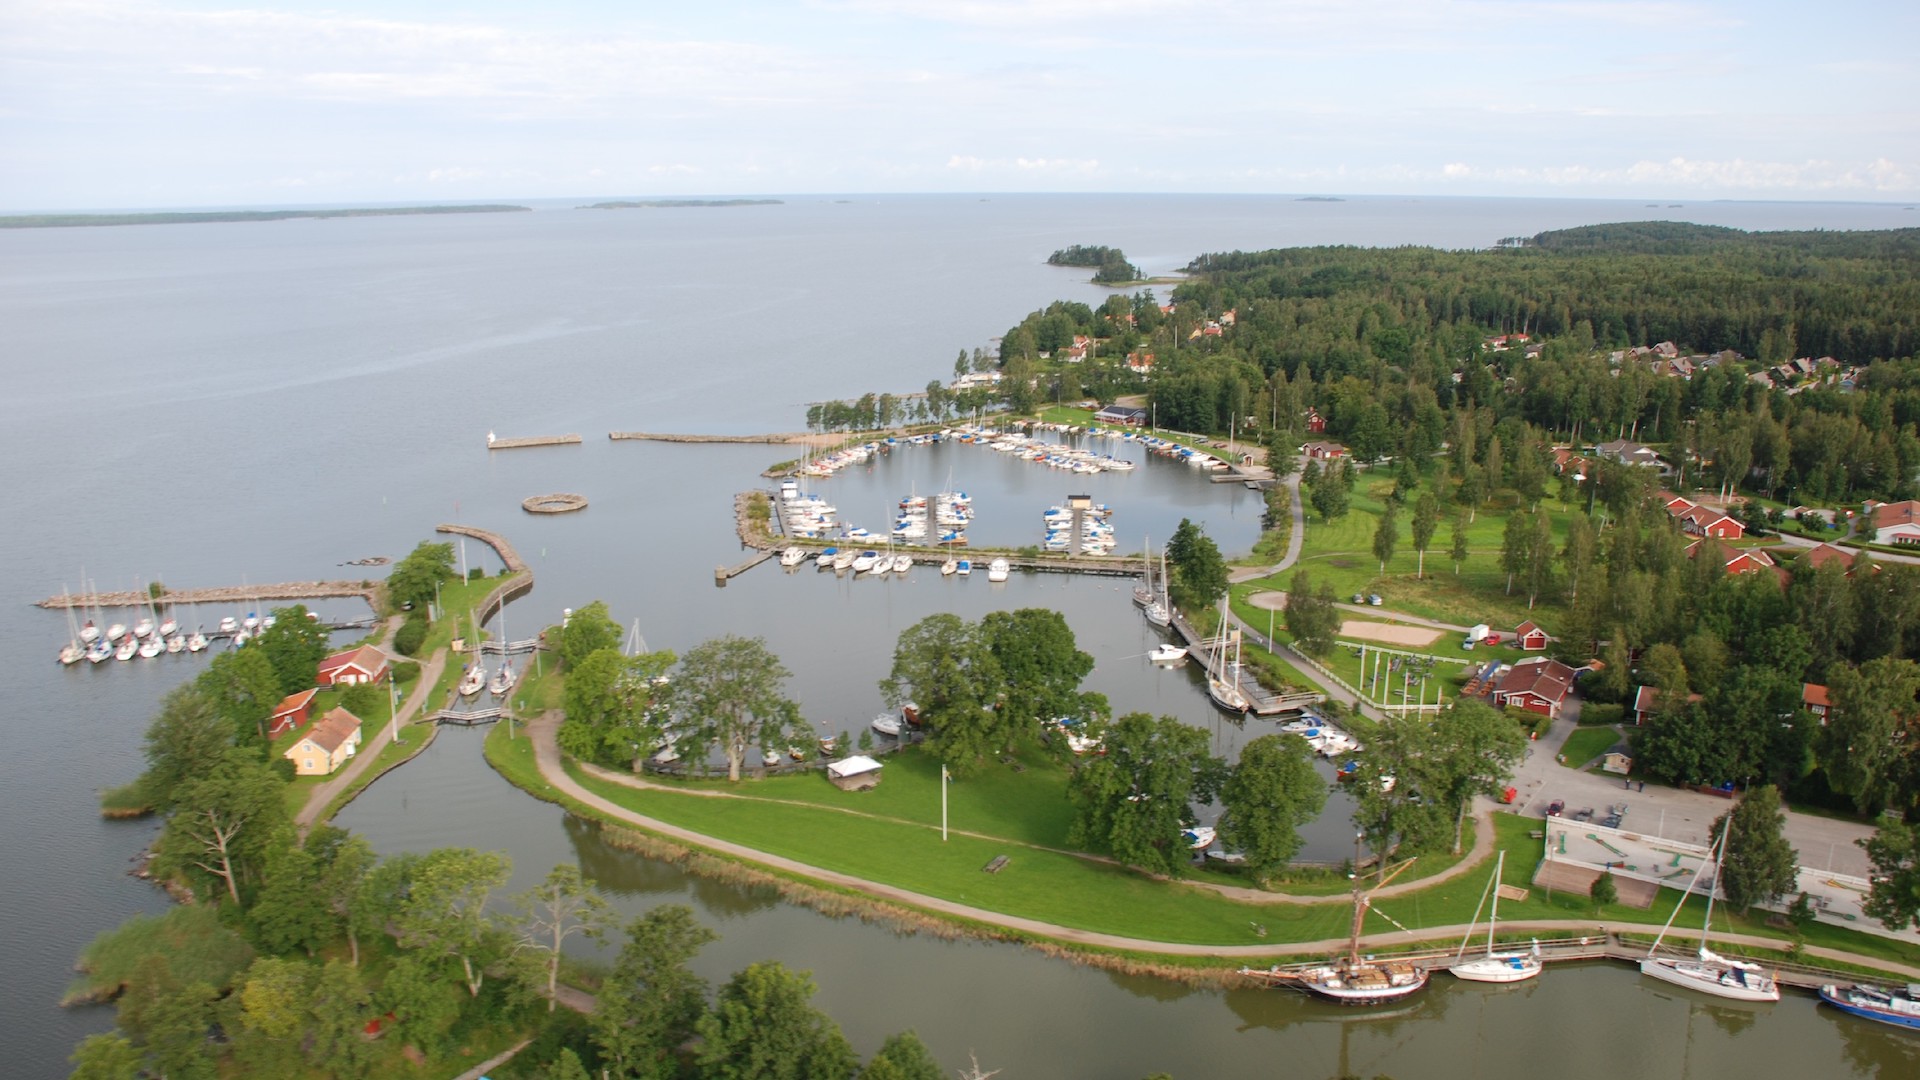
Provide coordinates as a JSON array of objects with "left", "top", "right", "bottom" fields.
[
  {"left": 1581, "top": 703, "right": 1626, "bottom": 727},
  {"left": 392, "top": 660, "right": 421, "bottom": 686},
  {"left": 394, "top": 613, "right": 429, "bottom": 657},
  {"left": 1590, "top": 871, "right": 1618, "bottom": 908}
]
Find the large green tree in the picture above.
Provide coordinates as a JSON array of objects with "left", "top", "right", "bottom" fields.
[
  {"left": 559, "top": 645, "right": 676, "bottom": 768},
  {"left": 1410, "top": 493, "right": 1439, "bottom": 578},
  {"left": 593, "top": 905, "right": 716, "bottom": 1080},
  {"left": 693, "top": 962, "right": 857, "bottom": 1080},
  {"left": 1371, "top": 502, "right": 1399, "bottom": 573},
  {"left": 509, "top": 864, "right": 616, "bottom": 1012},
  {"left": 137, "top": 685, "right": 233, "bottom": 812},
  {"left": 1067, "top": 712, "right": 1227, "bottom": 876},
  {"left": 1710, "top": 785, "right": 1799, "bottom": 912},
  {"left": 197, "top": 647, "right": 285, "bottom": 750},
  {"left": 1860, "top": 817, "right": 1920, "bottom": 932},
  {"left": 1283, "top": 571, "right": 1339, "bottom": 657},
  {"left": 981, "top": 608, "right": 1095, "bottom": 729},
  {"left": 1166, "top": 517, "right": 1229, "bottom": 609},
  {"left": 1217, "top": 733, "right": 1327, "bottom": 879},
  {"left": 864, "top": 1032, "right": 944, "bottom": 1080},
  {"left": 386, "top": 541, "right": 454, "bottom": 613},
  {"left": 881, "top": 614, "right": 1006, "bottom": 775},
  {"left": 1425, "top": 701, "right": 1527, "bottom": 853},
  {"left": 152, "top": 746, "right": 291, "bottom": 905},
  {"left": 560, "top": 600, "right": 625, "bottom": 669},
  {"left": 252, "top": 604, "right": 329, "bottom": 696},
  {"left": 670, "top": 635, "right": 806, "bottom": 782},
  {"left": 391, "top": 847, "right": 512, "bottom": 998},
  {"left": 1821, "top": 657, "right": 1920, "bottom": 814}
]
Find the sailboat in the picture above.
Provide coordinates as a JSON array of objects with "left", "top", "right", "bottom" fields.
[
  {"left": 57, "top": 586, "right": 85, "bottom": 665},
  {"left": 1132, "top": 536, "right": 1155, "bottom": 606},
  {"left": 457, "top": 613, "right": 485, "bottom": 698},
  {"left": 1206, "top": 598, "right": 1249, "bottom": 713},
  {"left": 1144, "top": 546, "right": 1172, "bottom": 628},
  {"left": 1448, "top": 851, "right": 1542, "bottom": 983},
  {"left": 1240, "top": 837, "right": 1428, "bottom": 1005},
  {"left": 489, "top": 610, "right": 518, "bottom": 696},
  {"left": 76, "top": 578, "right": 99, "bottom": 644},
  {"left": 1639, "top": 816, "right": 1780, "bottom": 1001}
]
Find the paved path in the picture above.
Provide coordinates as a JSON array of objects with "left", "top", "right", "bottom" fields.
[
  {"left": 1230, "top": 472, "right": 1305, "bottom": 583},
  {"left": 294, "top": 624, "right": 450, "bottom": 831}
]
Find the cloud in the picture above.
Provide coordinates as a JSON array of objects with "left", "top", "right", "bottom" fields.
[
  {"left": 1426, "top": 156, "right": 1918, "bottom": 193},
  {"left": 947, "top": 154, "right": 1101, "bottom": 175}
]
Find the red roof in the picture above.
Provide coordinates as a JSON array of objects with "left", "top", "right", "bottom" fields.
[
  {"left": 301, "top": 707, "right": 363, "bottom": 754},
  {"left": 271, "top": 688, "right": 318, "bottom": 719},
  {"left": 1801, "top": 543, "right": 1855, "bottom": 571},
  {"left": 1803, "top": 683, "right": 1830, "bottom": 709},
  {"left": 1873, "top": 500, "right": 1920, "bottom": 530},
  {"left": 1494, "top": 657, "right": 1575, "bottom": 706},
  {"left": 318, "top": 645, "right": 389, "bottom": 682}
]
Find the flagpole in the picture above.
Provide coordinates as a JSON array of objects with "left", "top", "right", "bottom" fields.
[{"left": 942, "top": 765, "right": 949, "bottom": 842}]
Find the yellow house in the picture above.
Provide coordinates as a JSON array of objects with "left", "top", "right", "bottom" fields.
[{"left": 284, "top": 706, "right": 363, "bottom": 777}]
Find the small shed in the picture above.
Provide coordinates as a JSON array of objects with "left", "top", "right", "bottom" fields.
[
  {"left": 827, "top": 755, "right": 884, "bottom": 792},
  {"left": 1602, "top": 751, "right": 1633, "bottom": 775},
  {"left": 1513, "top": 621, "right": 1548, "bottom": 651}
]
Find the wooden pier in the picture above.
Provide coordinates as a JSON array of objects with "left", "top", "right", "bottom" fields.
[
  {"left": 487, "top": 433, "right": 581, "bottom": 450},
  {"left": 716, "top": 549, "right": 775, "bottom": 584},
  {"left": 39, "top": 581, "right": 378, "bottom": 612},
  {"left": 1168, "top": 609, "right": 1322, "bottom": 717}
]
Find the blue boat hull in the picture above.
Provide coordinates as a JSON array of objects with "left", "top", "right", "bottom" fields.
[{"left": 1819, "top": 986, "right": 1920, "bottom": 1030}]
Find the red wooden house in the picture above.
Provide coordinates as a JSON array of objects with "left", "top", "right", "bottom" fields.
[
  {"left": 1512, "top": 621, "right": 1548, "bottom": 651},
  {"left": 1802, "top": 683, "right": 1831, "bottom": 723},
  {"left": 1491, "top": 657, "right": 1577, "bottom": 718},
  {"left": 268, "top": 688, "right": 318, "bottom": 737},
  {"left": 316, "top": 645, "right": 390, "bottom": 688}
]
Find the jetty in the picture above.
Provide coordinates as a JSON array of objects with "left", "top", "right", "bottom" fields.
[
  {"left": 436, "top": 523, "right": 533, "bottom": 626},
  {"left": 612, "top": 430, "right": 819, "bottom": 445},
  {"left": 39, "top": 581, "right": 379, "bottom": 611},
  {"left": 1168, "top": 608, "right": 1322, "bottom": 717},
  {"left": 487, "top": 432, "right": 581, "bottom": 450}
]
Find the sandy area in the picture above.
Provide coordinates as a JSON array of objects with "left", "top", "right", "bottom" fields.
[{"left": 1338, "top": 620, "right": 1443, "bottom": 647}]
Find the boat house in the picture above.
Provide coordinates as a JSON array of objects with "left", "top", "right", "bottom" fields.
[
  {"left": 826, "top": 755, "right": 884, "bottom": 792},
  {"left": 284, "top": 707, "right": 363, "bottom": 777}
]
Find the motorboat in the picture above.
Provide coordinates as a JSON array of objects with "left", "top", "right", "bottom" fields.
[
  {"left": 832, "top": 548, "right": 855, "bottom": 571},
  {"left": 1182, "top": 826, "right": 1217, "bottom": 850},
  {"left": 871, "top": 712, "right": 902, "bottom": 737},
  {"left": 815, "top": 547, "right": 838, "bottom": 569},
  {"left": 1639, "top": 816, "right": 1780, "bottom": 1002},
  {"left": 1150, "top": 643, "right": 1188, "bottom": 664},
  {"left": 1819, "top": 983, "right": 1920, "bottom": 1030},
  {"left": 956, "top": 559, "right": 972, "bottom": 576},
  {"left": 1448, "top": 852, "right": 1542, "bottom": 983},
  {"left": 850, "top": 550, "right": 880, "bottom": 573},
  {"left": 986, "top": 558, "right": 1010, "bottom": 582},
  {"left": 779, "top": 546, "right": 807, "bottom": 567}
]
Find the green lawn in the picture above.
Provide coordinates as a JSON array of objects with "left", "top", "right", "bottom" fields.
[{"left": 1559, "top": 726, "right": 1624, "bottom": 769}]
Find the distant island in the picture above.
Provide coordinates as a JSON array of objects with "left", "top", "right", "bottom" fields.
[
  {"left": 1046, "top": 244, "right": 1142, "bottom": 285},
  {"left": 578, "top": 199, "right": 783, "bottom": 210},
  {"left": 1296, "top": 196, "right": 1345, "bottom": 202},
  {"left": 0, "top": 205, "right": 531, "bottom": 229}
]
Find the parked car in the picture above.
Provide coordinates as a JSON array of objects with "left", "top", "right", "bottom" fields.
[
  {"left": 1572, "top": 807, "right": 1595, "bottom": 823},
  {"left": 1367, "top": 594, "right": 1383, "bottom": 606},
  {"left": 1353, "top": 593, "right": 1367, "bottom": 604},
  {"left": 1546, "top": 799, "right": 1565, "bottom": 817}
]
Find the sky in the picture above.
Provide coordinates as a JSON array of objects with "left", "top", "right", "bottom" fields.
[{"left": 1, "top": 0, "right": 1916, "bottom": 209}]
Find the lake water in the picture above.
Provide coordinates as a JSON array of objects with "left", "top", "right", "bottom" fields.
[{"left": 4, "top": 194, "right": 1917, "bottom": 1077}]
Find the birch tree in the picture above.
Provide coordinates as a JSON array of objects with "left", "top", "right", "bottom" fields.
[{"left": 510, "top": 864, "right": 616, "bottom": 1011}]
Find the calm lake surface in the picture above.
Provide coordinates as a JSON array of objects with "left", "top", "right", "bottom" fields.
[{"left": 5, "top": 194, "right": 1917, "bottom": 1077}]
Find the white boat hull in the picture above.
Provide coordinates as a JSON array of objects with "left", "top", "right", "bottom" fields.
[
  {"left": 1449, "top": 955, "right": 1542, "bottom": 983},
  {"left": 1639, "top": 957, "right": 1779, "bottom": 1002},
  {"left": 1295, "top": 964, "right": 1430, "bottom": 1006}
]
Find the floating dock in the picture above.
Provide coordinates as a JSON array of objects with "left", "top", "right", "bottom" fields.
[{"left": 1169, "top": 609, "right": 1323, "bottom": 716}]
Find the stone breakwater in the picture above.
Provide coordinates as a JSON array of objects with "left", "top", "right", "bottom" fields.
[{"left": 40, "top": 582, "right": 378, "bottom": 610}]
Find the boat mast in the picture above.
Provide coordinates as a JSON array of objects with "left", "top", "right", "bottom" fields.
[
  {"left": 1698, "top": 814, "right": 1733, "bottom": 960},
  {"left": 1486, "top": 850, "right": 1504, "bottom": 957},
  {"left": 1348, "top": 833, "right": 1367, "bottom": 967}
]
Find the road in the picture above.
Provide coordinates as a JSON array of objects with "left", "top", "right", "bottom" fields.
[{"left": 294, "top": 623, "right": 451, "bottom": 831}]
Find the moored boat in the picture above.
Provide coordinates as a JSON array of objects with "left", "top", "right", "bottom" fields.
[
  {"left": 986, "top": 557, "right": 1010, "bottom": 582},
  {"left": 955, "top": 559, "right": 972, "bottom": 577},
  {"left": 1149, "top": 643, "right": 1187, "bottom": 664},
  {"left": 1181, "top": 825, "right": 1217, "bottom": 850},
  {"left": 1819, "top": 983, "right": 1920, "bottom": 1030},
  {"left": 187, "top": 629, "right": 208, "bottom": 653},
  {"left": 815, "top": 546, "right": 838, "bottom": 569},
  {"left": 1240, "top": 836, "right": 1428, "bottom": 1005},
  {"left": 489, "top": 662, "right": 517, "bottom": 697},
  {"left": 779, "top": 546, "right": 806, "bottom": 567},
  {"left": 940, "top": 557, "right": 957, "bottom": 576},
  {"left": 870, "top": 712, "right": 902, "bottom": 737},
  {"left": 1447, "top": 852, "right": 1541, "bottom": 983},
  {"left": 114, "top": 635, "right": 138, "bottom": 661},
  {"left": 458, "top": 662, "right": 486, "bottom": 698},
  {"left": 165, "top": 634, "right": 186, "bottom": 654},
  {"left": 850, "top": 550, "right": 880, "bottom": 573},
  {"left": 137, "top": 634, "right": 164, "bottom": 659},
  {"left": 1639, "top": 815, "right": 1780, "bottom": 1002}
]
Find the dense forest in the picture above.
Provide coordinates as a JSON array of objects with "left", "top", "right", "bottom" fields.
[{"left": 1047, "top": 243, "right": 1142, "bottom": 284}]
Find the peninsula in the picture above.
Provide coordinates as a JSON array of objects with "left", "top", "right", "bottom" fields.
[{"left": 0, "top": 204, "right": 531, "bottom": 229}]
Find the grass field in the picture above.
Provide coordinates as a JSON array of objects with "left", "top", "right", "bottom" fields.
[{"left": 1559, "top": 726, "right": 1625, "bottom": 768}]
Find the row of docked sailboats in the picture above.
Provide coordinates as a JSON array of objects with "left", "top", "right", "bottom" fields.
[{"left": 60, "top": 579, "right": 222, "bottom": 664}]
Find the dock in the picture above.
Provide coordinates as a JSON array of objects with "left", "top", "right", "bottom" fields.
[
  {"left": 1240, "top": 931, "right": 1889, "bottom": 994},
  {"left": 612, "top": 430, "right": 817, "bottom": 445},
  {"left": 487, "top": 433, "right": 582, "bottom": 450},
  {"left": 716, "top": 549, "right": 776, "bottom": 584},
  {"left": 1168, "top": 609, "right": 1322, "bottom": 716}
]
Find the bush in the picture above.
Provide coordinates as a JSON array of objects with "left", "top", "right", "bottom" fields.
[
  {"left": 394, "top": 613, "right": 429, "bottom": 657},
  {"left": 1580, "top": 703, "right": 1626, "bottom": 727},
  {"left": 1590, "top": 871, "right": 1618, "bottom": 908},
  {"left": 392, "top": 660, "right": 421, "bottom": 686}
]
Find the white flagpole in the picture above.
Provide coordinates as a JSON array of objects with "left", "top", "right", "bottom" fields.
[{"left": 942, "top": 765, "right": 949, "bottom": 842}]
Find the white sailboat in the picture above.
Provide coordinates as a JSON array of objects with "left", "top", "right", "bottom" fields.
[
  {"left": 1206, "top": 598, "right": 1249, "bottom": 713},
  {"left": 940, "top": 557, "right": 957, "bottom": 576},
  {"left": 1639, "top": 816, "right": 1780, "bottom": 1002},
  {"left": 186, "top": 627, "right": 208, "bottom": 653},
  {"left": 1132, "top": 535, "right": 1154, "bottom": 607},
  {"left": 489, "top": 610, "right": 518, "bottom": 696},
  {"left": 114, "top": 634, "right": 138, "bottom": 661},
  {"left": 1448, "top": 851, "right": 1542, "bottom": 983},
  {"left": 58, "top": 586, "right": 84, "bottom": 665}
]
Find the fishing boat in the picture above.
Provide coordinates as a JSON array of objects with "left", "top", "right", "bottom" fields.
[
  {"left": 1818, "top": 983, "right": 1920, "bottom": 1030},
  {"left": 1448, "top": 852, "right": 1542, "bottom": 983},
  {"left": 1239, "top": 837, "right": 1428, "bottom": 1005},
  {"left": 1639, "top": 816, "right": 1780, "bottom": 1002},
  {"left": 956, "top": 559, "right": 972, "bottom": 577},
  {"left": 871, "top": 712, "right": 902, "bottom": 737},
  {"left": 779, "top": 546, "right": 807, "bottom": 567},
  {"left": 986, "top": 557, "right": 1010, "bottom": 582},
  {"left": 1149, "top": 643, "right": 1188, "bottom": 664}
]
